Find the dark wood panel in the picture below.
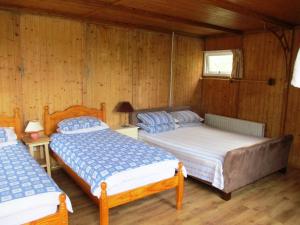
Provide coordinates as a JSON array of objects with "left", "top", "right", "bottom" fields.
[{"left": 205, "top": 35, "right": 243, "bottom": 50}]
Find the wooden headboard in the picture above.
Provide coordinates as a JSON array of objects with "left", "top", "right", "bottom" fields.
[
  {"left": 44, "top": 103, "right": 106, "bottom": 136},
  {"left": 130, "top": 105, "right": 191, "bottom": 125},
  {"left": 0, "top": 108, "right": 22, "bottom": 139}
]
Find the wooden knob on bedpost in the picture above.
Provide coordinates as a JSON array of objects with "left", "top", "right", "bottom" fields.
[
  {"left": 100, "top": 103, "right": 106, "bottom": 122},
  {"left": 59, "top": 194, "right": 68, "bottom": 225}
]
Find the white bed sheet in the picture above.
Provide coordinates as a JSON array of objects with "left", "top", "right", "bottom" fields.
[
  {"left": 139, "top": 125, "right": 268, "bottom": 190},
  {"left": 0, "top": 192, "right": 72, "bottom": 225}
]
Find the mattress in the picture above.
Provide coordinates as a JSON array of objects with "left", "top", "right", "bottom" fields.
[
  {"left": 139, "top": 125, "right": 268, "bottom": 190},
  {"left": 0, "top": 142, "right": 72, "bottom": 225},
  {"left": 50, "top": 129, "right": 185, "bottom": 197}
]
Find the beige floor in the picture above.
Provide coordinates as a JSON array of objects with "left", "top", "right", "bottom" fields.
[{"left": 52, "top": 168, "right": 300, "bottom": 225}]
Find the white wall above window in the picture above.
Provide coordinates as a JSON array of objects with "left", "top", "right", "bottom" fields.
[{"left": 203, "top": 50, "right": 233, "bottom": 77}]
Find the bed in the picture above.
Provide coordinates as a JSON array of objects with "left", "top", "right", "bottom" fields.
[
  {"left": 131, "top": 106, "right": 293, "bottom": 200},
  {"left": 44, "top": 104, "right": 184, "bottom": 225},
  {"left": 0, "top": 108, "right": 71, "bottom": 225}
]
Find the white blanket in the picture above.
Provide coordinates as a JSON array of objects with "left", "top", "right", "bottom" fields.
[{"left": 139, "top": 125, "right": 268, "bottom": 190}]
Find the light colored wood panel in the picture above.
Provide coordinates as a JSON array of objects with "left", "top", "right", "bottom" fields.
[
  {"left": 243, "top": 31, "right": 291, "bottom": 81},
  {"left": 205, "top": 35, "right": 243, "bottom": 50},
  {"left": 173, "top": 35, "right": 203, "bottom": 113},
  {"left": 238, "top": 81, "right": 285, "bottom": 137},
  {"left": 200, "top": 78, "right": 239, "bottom": 117},
  {"left": 20, "top": 14, "right": 85, "bottom": 122},
  {"left": 285, "top": 28, "right": 300, "bottom": 168},
  {"left": 132, "top": 30, "right": 171, "bottom": 109},
  {"left": 83, "top": 24, "right": 133, "bottom": 127},
  {"left": 0, "top": 10, "right": 21, "bottom": 115}
]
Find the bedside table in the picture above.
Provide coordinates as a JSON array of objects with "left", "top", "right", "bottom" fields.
[
  {"left": 22, "top": 135, "right": 51, "bottom": 176},
  {"left": 114, "top": 125, "right": 139, "bottom": 139}
]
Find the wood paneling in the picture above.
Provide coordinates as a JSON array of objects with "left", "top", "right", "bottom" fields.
[
  {"left": 200, "top": 79, "right": 239, "bottom": 117},
  {"left": 0, "top": 9, "right": 190, "bottom": 127},
  {"left": 83, "top": 24, "right": 133, "bottom": 127},
  {"left": 172, "top": 35, "right": 203, "bottom": 112},
  {"left": 20, "top": 14, "right": 85, "bottom": 122},
  {"left": 0, "top": 10, "right": 21, "bottom": 115},
  {"left": 285, "top": 28, "right": 300, "bottom": 168},
  {"left": 132, "top": 30, "right": 171, "bottom": 109},
  {"left": 205, "top": 35, "right": 243, "bottom": 51}
]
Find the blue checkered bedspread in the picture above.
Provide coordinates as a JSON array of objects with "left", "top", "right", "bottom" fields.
[
  {"left": 0, "top": 142, "right": 61, "bottom": 203},
  {"left": 50, "top": 129, "right": 177, "bottom": 195}
]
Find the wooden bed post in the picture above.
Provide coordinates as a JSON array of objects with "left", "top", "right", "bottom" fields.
[
  {"left": 59, "top": 194, "right": 68, "bottom": 225},
  {"left": 176, "top": 162, "right": 184, "bottom": 210},
  {"left": 14, "top": 107, "right": 22, "bottom": 139},
  {"left": 44, "top": 106, "right": 51, "bottom": 136},
  {"left": 99, "top": 182, "right": 109, "bottom": 225},
  {"left": 100, "top": 103, "right": 106, "bottom": 122}
]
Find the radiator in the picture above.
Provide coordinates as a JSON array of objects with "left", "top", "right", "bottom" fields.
[{"left": 204, "top": 113, "right": 265, "bottom": 137}]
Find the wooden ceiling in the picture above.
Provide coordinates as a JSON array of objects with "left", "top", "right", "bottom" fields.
[{"left": 0, "top": 0, "right": 299, "bottom": 37}]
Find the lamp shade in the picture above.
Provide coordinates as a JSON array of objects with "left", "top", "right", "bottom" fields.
[
  {"left": 116, "top": 101, "right": 134, "bottom": 113},
  {"left": 291, "top": 48, "right": 300, "bottom": 88},
  {"left": 25, "top": 120, "right": 43, "bottom": 133}
]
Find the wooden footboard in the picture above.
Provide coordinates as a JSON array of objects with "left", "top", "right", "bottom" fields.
[
  {"left": 223, "top": 134, "right": 293, "bottom": 194},
  {"left": 23, "top": 194, "right": 68, "bottom": 225},
  {"left": 52, "top": 150, "right": 184, "bottom": 225}
]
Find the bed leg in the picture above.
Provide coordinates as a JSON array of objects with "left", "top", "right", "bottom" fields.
[
  {"left": 100, "top": 182, "right": 109, "bottom": 225},
  {"left": 279, "top": 167, "right": 287, "bottom": 174},
  {"left": 176, "top": 162, "right": 184, "bottom": 210},
  {"left": 59, "top": 194, "right": 68, "bottom": 225},
  {"left": 220, "top": 192, "right": 231, "bottom": 201}
]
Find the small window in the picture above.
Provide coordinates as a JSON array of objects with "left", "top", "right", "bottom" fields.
[{"left": 203, "top": 50, "right": 233, "bottom": 77}]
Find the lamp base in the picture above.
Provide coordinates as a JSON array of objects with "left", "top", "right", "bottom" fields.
[{"left": 30, "top": 132, "right": 40, "bottom": 140}]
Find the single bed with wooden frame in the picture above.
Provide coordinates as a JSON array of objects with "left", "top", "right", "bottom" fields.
[
  {"left": 44, "top": 103, "right": 184, "bottom": 225},
  {"left": 0, "top": 108, "right": 69, "bottom": 225}
]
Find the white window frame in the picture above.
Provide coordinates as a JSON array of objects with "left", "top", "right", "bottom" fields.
[{"left": 203, "top": 50, "right": 233, "bottom": 77}]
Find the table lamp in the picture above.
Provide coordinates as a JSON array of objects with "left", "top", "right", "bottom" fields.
[
  {"left": 116, "top": 101, "right": 134, "bottom": 127},
  {"left": 25, "top": 120, "right": 43, "bottom": 140}
]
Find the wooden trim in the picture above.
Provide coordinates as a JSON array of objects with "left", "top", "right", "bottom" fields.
[
  {"left": 46, "top": 104, "right": 184, "bottom": 225},
  {"left": 0, "top": 108, "right": 22, "bottom": 138},
  {"left": 23, "top": 194, "right": 68, "bottom": 225},
  {"left": 0, "top": 1, "right": 242, "bottom": 35},
  {"left": 200, "top": 0, "right": 294, "bottom": 29}
]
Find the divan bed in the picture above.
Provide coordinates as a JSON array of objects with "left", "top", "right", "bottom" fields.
[
  {"left": 130, "top": 106, "right": 293, "bottom": 200},
  {"left": 44, "top": 103, "right": 185, "bottom": 225},
  {"left": 0, "top": 108, "right": 72, "bottom": 225}
]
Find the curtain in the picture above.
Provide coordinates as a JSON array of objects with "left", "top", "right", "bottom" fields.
[
  {"left": 291, "top": 48, "right": 300, "bottom": 88},
  {"left": 231, "top": 49, "right": 244, "bottom": 79}
]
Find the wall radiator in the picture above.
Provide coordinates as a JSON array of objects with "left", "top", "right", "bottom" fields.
[{"left": 204, "top": 113, "right": 265, "bottom": 137}]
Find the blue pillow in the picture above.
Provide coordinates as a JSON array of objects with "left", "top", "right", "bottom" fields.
[
  {"left": 0, "top": 128, "right": 8, "bottom": 142},
  {"left": 137, "top": 111, "right": 175, "bottom": 126},
  {"left": 170, "top": 110, "right": 203, "bottom": 124},
  {"left": 137, "top": 123, "right": 175, "bottom": 134},
  {"left": 58, "top": 116, "right": 102, "bottom": 132}
]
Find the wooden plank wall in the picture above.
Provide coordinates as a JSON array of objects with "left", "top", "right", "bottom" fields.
[
  {"left": 0, "top": 9, "right": 200, "bottom": 127},
  {"left": 202, "top": 31, "right": 300, "bottom": 168},
  {"left": 285, "top": 28, "right": 300, "bottom": 168}
]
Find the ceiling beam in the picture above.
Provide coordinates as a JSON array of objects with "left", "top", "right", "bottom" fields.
[
  {"left": 200, "top": 0, "right": 294, "bottom": 29},
  {"left": 84, "top": 1, "right": 242, "bottom": 34}
]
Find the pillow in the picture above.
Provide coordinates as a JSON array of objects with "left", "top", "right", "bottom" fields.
[
  {"left": 137, "top": 111, "right": 175, "bottom": 126},
  {"left": 58, "top": 122, "right": 109, "bottom": 134},
  {"left": 170, "top": 110, "right": 203, "bottom": 124},
  {"left": 137, "top": 123, "right": 175, "bottom": 134},
  {"left": 0, "top": 127, "right": 17, "bottom": 143},
  {"left": 179, "top": 122, "right": 203, "bottom": 128},
  {"left": 58, "top": 116, "right": 102, "bottom": 132}
]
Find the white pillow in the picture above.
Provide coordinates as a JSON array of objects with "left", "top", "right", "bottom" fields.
[
  {"left": 58, "top": 122, "right": 109, "bottom": 134},
  {"left": 0, "top": 127, "right": 17, "bottom": 142}
]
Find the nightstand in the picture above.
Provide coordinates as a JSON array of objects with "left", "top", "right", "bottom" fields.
[
  {"left": 22, "top": 135, "right": 51, "bottom": 176},
  {"left": 114, "top": 125, "right": 139, "bottom": 139}
]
